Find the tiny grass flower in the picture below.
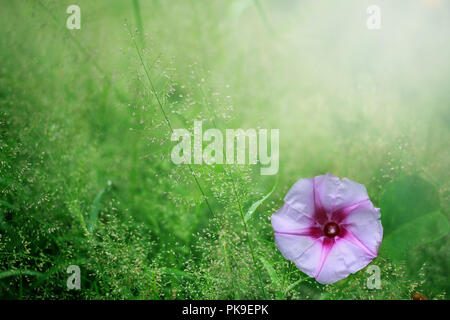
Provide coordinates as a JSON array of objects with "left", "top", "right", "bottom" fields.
[{"left": 271, "top": 173, "right": 383, "bottom": 284}]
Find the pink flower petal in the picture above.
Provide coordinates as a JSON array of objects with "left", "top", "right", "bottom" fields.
[
  {"left": 271, "top": 203, "right": 315, "bottom": 233},
  {"left": 340, "top": 208, "right": 383, "bottom": 256},
  {"left": 284, "top": 178, "right": 315, "bottom": 219},
  {"left": 292, "top": 238, "right": 325, "bottom": 278},
  {"left": 272, "top": 203, "right": 322, "bottom": 262},
  {"left": 313, "top": 177, "right": 328, "bottom": 224},
  {"left": 272, "top": 174, "right": 383, "bottom": 284},
  {"left": 315, "top": 173, "right": 370, "bottom": 214},
  {"left": 314, "top": 237, "right": 376, "bottom": 284},
  {"left": 274, "top": 233, "right": 321, "bottom": 263},
  {"left": 314, "top": 237, "right": 335, "bottom": 278},
  {"left": 332, "top": 198, "right": 374, "bottom": 223}
]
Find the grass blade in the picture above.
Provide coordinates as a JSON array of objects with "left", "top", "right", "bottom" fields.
[
  {"left": 283, "top": 277, "right": 307, "bottom": 296},
  {"left": 259, "top": 256, "right": 283, "bottom": 299},
  {"left": 86, "top": 188, "right": 106, "bottom": 234},
  {"left": 0, "top": 270, "right": 44, "bottom": 280},
  {"left": 244, "top": 177, "right": 277, "bottom": 222},
  {"left": 132, "top": 0, "right": 144, "bottom": 44}
]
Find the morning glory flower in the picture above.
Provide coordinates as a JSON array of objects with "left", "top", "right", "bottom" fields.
[{"left": 271, "top": 173, "right": 383, "bottom": 284}]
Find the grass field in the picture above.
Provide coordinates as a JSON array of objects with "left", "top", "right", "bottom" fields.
[{"left": 0, "top": 0, "right": 449, "bottom": 299}]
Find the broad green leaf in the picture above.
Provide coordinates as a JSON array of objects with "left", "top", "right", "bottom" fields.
[
  {"left": 380, "top": 175, "right": 440, "bottom": 236},
  {"left": 244, "top": 178, "right": 277, "bottom": 222},
  {"left": 379, "top": 175, "right": 449, "bottom": 261},
  {"left": 381, "top": 210, "right": 449, "bottom": 260}
]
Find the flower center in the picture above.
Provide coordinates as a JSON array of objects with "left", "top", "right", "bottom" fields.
[{"left": 324, "top": 222, "right": 340, "bottom": 238}]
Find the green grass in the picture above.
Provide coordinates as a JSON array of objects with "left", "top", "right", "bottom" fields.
[{"left": 0, "top": 0, "right": 449, "bottom": 299}]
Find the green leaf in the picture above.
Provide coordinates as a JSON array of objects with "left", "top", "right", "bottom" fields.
[
  {"left": 283, "top": 277, "right": 307, "bottom": 295},
  {"left": 244, "top": 177, "right": 277, "bottom": 222},
  {"left": 379, "top": 175, "right": 449, "bottom": 260},
  {"left": 86, "top": 188, "right": 106, "bottom": 234},
  {"left": 259, "top": 256, "right": 282, "bottom": 299},
  {"left": 380, "top": 175, "right": 440, "bottom": 236},
  {"left": 381, "top": 210, "right": 449, "bottom": 260},
  {"left": 259, "top": 257, "right": 279, "bottom": 285},
  {"left": 67, "top": 200, "right": 89, "bottom": 235},
  {"left": 0, "top": 270, "right": 44, "bottom": 280}
]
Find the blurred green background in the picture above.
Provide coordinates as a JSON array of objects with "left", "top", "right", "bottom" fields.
[{"left": 0, "top": 0, "right": 449, "bottom": 299}]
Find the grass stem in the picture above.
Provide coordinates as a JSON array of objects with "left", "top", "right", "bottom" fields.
[{"left": 130, "top": 32, "right": 215, "bottom": 217}]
